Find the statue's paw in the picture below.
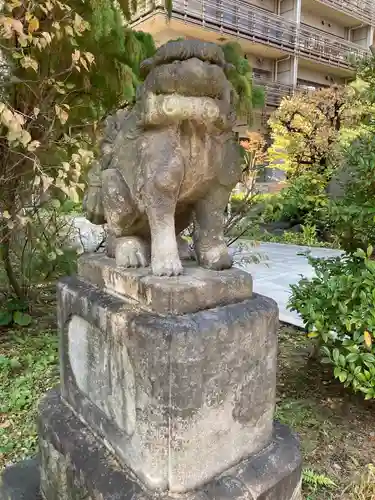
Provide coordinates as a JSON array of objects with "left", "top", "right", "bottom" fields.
[
  {"left": 115, "top": 237, "right": 150, "bottom": 268},
  {"left": 198, "top": 244, "right": 233, "bottom": 271},
  {"left": 152, "top": 256, "right": 183, "bottom": 277}
]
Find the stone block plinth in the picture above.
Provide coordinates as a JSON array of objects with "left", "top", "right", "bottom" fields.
[
  {"left": 57, "top": 256, "right": 277, "bottom": 493},
  {"left": 77, "top": 253, "right": 253, "bottom": 315},
  {"left": 38, "top": 390, "right": 302, "bottom": 500}
]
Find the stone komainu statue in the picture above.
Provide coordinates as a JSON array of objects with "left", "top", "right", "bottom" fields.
[{"left": 83, "top": 40, "right": 243, "bottom": 276}]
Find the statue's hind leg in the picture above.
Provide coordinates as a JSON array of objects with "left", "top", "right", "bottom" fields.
[
  {"left": 193, "top": 184, "right": 232, "bottom": 270},
  {"left": 102, "top": 168, "right": 150, "bottom": 267}
]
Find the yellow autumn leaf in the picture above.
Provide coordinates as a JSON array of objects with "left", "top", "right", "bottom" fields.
[
  {"left": 307, "top": 331, "right": 319, "bottom": 338},
  {"left": 84, "top": 52, "right": 95, "bottom": 65},
  {"left": 65, "top": 25, "right": 74, "bottom": 37},
  {"left": 27, "top": 140, "right": 41, "bottom": 152},
  {"left": 28, "top": 16, "right": 39, "bottom": 34},
  {"left": 41, "top": 31, "right": 52, "bottom": 44},
  {"left": 72, "top": 49, "right": 80, "bottom": 63},
  {"left": 80, "top": 56, "right": 88, "bottom": 71},
  {"left": 20, "top": 55, "right": 38, "bottom": 72},
  {"left": 55, "top": 104, "right": 69, "bottom": 124},
  {"left": 19, "top": 130, "right": 32, "bottom": 146},
  {"left": 364, "top": 331, "right": 372, "bottom": 349},
  {"left": 9, "top": 17, "right": 23, "bottom": 35},
  {"left": 7, "top": 128, "right": 22, "bottom": 143},
  {"left": 1, "top": 107, "right": 15, "bottom": 128},
  {"left": 44, "top": 0, "right": 54, "bottom": 12}
]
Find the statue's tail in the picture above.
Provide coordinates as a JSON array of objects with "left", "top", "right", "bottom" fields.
[{"left": 83, "top": 160, "right": 106, "bottom": 225}]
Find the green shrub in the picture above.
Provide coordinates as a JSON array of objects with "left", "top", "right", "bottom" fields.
[
  {"left": 288, "top": 247, "right": 375, "bottom": 399},
  {"left": 273, "top": 173, "right": 329, "bottom": 225},
  {"left": 0, "top": 297, "right": 32, "bottom": 327},
  {"left": 328, "top": 134, "right": 375, "bottom": 253}
]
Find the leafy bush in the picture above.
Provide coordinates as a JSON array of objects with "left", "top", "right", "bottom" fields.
[
  {"left": 225, "top": 132, "right": 268, "bottom": 243},
  {"left": 1, "top": 199, "right": 79, "bottom": 302},
  {"left": 0, "top": 0, "right": 156, "bottom": 302},
  {"left": 288, "top": 247, "right": 375, "bottom": 399},
  {"left": 328, "top": 134, "right": 375, "bottom": 252},
  {"left": 0, "top": 297, "right": 32, "bottom": 327},
  {"left": 268, "top": 85, "right": 355, "bottom": 179},
  {"left": 262, "top": 173, "right": 329, "bottom": 227}
]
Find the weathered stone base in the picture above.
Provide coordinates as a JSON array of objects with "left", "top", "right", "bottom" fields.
[
  {"left": 0, "top": 458, "right": 42, "bottom": 500},
  {"left": 37, "top": 390, "right": 302, "bottom": 500}
]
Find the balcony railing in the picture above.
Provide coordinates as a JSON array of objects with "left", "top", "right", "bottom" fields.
[
  {"left": 298, "top": 24, "right": 369, "bottom": 68},
  {"left": 131, "top": 0, "right": 369, "bottom": 69},
  {"left": 254, "top": 78, "right": 294, "bottom": 106},
  {"left": 316, "top": 0, "right": 375, "bottom": 25},
  {"left": 132, "top": 0, "right": 297, "bottom": 51}
]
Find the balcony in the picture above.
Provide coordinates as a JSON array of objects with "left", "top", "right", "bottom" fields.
[
  {"left": 315, "top": 0, "right": 375, "bottom": 26},
  {"left": 298, "top": 24, "right": 369, "bottom": 68},
  {"left": 131, "top": 0, "right": 369, "bottom": 70},
  {"left": 132, "top": 0, "right": 297, "bottom": 52},
  {"left": 254, "top": 78, "right": 294, "bottom": 106}
]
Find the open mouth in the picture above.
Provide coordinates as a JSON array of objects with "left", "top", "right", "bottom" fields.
[{"left": 138, "top": 41, "right": 234, "bottom": 128}]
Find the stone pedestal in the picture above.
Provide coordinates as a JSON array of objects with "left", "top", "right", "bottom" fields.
[{"left": 38, "top": 254, "right": 302, "bottom": 500}]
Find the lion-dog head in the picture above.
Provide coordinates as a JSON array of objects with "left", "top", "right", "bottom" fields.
[{"left": 137, "top": 40, "right": 237, "bottom": 131}]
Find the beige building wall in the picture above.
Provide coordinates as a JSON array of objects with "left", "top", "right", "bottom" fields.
[
  {"left": 246, "top": 0, "right": 276, "bottom": 12},
  {"left": 301, "top": 9, "right": 346, "bottom": 39},
  {"left": 130, "top": 0, "right": 373, "bottom": 115},
  {"left": 280, "top": 0, "right": 297, "bottom": 21},
  {"left": 246, "top": 53, "right": 275, "bottom": 74},
  {"left": 351, "top": 26, "right": 371, "bottom": 48},
  {"left": 276, "top": 58, "right": 294, "bottom": 84},
  {"left": 297, "top": 66, "right": 345, "bottom": 86}
]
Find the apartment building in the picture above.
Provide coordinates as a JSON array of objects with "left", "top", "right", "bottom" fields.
[{"left": 130, "top": 0, "right": 374, "bottom": 137}]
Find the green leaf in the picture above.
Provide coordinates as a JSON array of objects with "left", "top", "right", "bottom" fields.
[
  {"left": 346, "top": 353, "right": 359, "bottom": 363},
  {"left": 13, "top": 311, "right": 32, "bottom": 327},
  {"left": 321, "top": 346, "right": 331, "bottom": 358},
  {"left": 10, "top": 358, "right": 22, "bottom": 369},
  {"left": 362, "top": 353, "right": 375, "bottom": 364},
  {"left": 333, "top": 348, "right": 340, "bottom": 364},
  {"left": 334, "top": 366, "right": 341, "bottom": 379},
  {"left": 0, "top": 311, "right": 13, "bottom": 326},
  {"left": 339, "top": 354, "right": 346, "bottom": 367},
  {"left": 0, "top": 355, "right": 10, "bottom": 367}
]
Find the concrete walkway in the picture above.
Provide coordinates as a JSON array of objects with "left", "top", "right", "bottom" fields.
[{"left": 232, "top": 242, "right": 342, "bottom": 327}]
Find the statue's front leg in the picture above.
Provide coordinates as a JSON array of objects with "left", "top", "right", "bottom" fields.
[
  {"left": 143, "top": 129, "right": 184, "bottom": 276},
  {"left": 193, "top": 185, "right": 233, "bottom": 270},
  {"left": 102, "top": 168, "right": 150, "bottom": 268}
]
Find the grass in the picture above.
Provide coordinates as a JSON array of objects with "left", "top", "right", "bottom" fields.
[
  {"left": 1, "top": 316, "right": 375, "bottom": 499},
  {"left": 0, "top": 325, "right": 59, "bottom": 468},
  {"left": 343, "top": 464, "right": 375, "bottom": 500}
]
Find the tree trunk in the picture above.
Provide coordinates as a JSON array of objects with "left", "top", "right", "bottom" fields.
[{"left": 0, "top": 225, "right": 24, "bottom": 299}]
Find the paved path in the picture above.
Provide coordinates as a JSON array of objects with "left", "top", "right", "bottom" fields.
[{"left": 232, "top": 242, "right": 342, "bottom": 327}]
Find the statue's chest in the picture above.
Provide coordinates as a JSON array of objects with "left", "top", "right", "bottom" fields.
[{"left": 180, "top": 127, "right": 223, "bottom": 191}]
